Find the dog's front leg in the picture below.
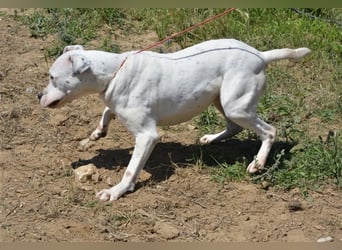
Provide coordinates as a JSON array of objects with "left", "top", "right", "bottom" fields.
[
  {"left": 89, "top": 107, "right": 114, "bottom": 141},
  {"left": 96, "top": 130, "right": 159, "bottom": 201}
]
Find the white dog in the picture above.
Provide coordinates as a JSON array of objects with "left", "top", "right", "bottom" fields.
[{"left": 38, "top": 39, "right": 310, "bottom": 201}]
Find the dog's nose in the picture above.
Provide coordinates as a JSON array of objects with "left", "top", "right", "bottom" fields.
[{"left": 37, "top": 92, "right": 43, "bottom": 100}]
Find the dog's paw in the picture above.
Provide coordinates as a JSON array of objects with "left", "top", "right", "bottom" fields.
[
  {"left": 96, "top": 182, "right": 135, "bottom": 202},
  {"left": 199, "top": 134, "right": 215, "bottom": 144},
  {"left": 89, "top": 129, "right": 107, "bottom": 141},
  {"left": 246, "top": 160, "right": 264, "bottom": 174},
  {"left": 96, "top": 189, "right": 120, "bottom": 201}
]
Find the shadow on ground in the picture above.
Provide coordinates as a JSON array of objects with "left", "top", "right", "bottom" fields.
[{"left": 71, "top": 139, "right": 296, "bottom": 183}]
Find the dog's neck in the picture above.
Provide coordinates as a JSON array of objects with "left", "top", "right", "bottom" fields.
[{"left": 82, "top": 50, "right": 130, "bottom": 94}]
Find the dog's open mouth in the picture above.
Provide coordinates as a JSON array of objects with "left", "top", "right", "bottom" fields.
[{"left": 47, "top": 99, "right": 61, "bottom": 108}]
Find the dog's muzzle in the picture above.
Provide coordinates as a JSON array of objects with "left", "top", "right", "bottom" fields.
[{"left": 37, "top": 91, "right": 62, "bottom": 108}]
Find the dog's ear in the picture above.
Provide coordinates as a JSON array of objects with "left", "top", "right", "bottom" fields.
[
  {"left": 69, "top": 54, "right": 90, "bottom": 76},
  {"left": 63, "top": 45, "right": 84, "bottom": 54}
]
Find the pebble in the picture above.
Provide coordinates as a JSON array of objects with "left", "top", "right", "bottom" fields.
[
  {"left": 25, "top": 86, "right": 36, "bottom": 94},
  {"left": 153, "top": 221, "right": 180, "bottom": 239},
  {"left": 317, "top": 236, "right": 334, "bottom": 243},
  {"left": 138, "top": 169, "right": 152, "bottom": 182},
  {"left": 74, "top": 163, "right": 98, "bottom": 183},
  {"left": 74, "top": 163, "right": 100, "bottom": 190},
  {"left": 49, "top": 113, "right": 68, "bottom": 126},
  {"left": 0, "top": 144, "right": 12, "bottom": 150},
  {"left": 288, "top": 200, "right": 304, "bottom": 212},
  {"left": 78, "top": 138, "right": 95, "bottom": 151},
  {"left": 261, "top": 181, "right": 271, "bottom": 190}
]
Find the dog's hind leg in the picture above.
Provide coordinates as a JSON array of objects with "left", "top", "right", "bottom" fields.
[
  {"left": 89, "top": 106, "right": 115, "bottom": 141},
  {"left": 199, "top": 97, "right": 243, "bottom": 144},
  {"left": 220, "top": 73, "right": 276, "bottom": 173}
]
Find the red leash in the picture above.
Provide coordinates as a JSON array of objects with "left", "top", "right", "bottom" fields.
[
  {"left": 136, "top": 8, "right": 237, "bottom": 54},
  {"left": 113, "top": 8, "right": 237, "bottom": 79}
]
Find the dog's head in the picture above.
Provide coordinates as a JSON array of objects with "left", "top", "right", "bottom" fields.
[{"left": 38, "top": 45, "right": 92, "bottom": 108}]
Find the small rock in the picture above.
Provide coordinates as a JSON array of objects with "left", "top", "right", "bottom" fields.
[
  {"left": 154, "top": 221, "right": 180, "bottom": 239},
  {"left": 187, "top": 124, "right": 196, "bottom": 131},
  {"left": 78, "top": 138, "right": 95, "bottom": 151},
  {"left": 288, "top": 200, "right": 304, "bottom": 212},
  {"left": 0, "top": 144, "right": 12, "bottom": 150},
  {"left": 74, "top": 164, "right": 98, "bottom": 183},
  {"left": 26, "top": 86, "right": 36, "bottom": 94},
  {"left": 290, "top": 143, "right": 305, "bottom": 153},
  {"left": 74, "top": 164, "right": 99, "bottom": 190},
  {"left": 317, "top": 236, "right": 334, "bottom": 243},
  {"left": 78, "top": 185, "right": 92, "bottom": 191},
  {"left": 105, "top": 177, "right": 113, "bottom": 186},
  {"left": 313, "top": 224, "right": 325, "bottom": 230},
  {"left": 49, "top": 113, "right": 68, "bottom": 126},
  {"left": 32, "top": 233, "right": 42, "bottom": 241},
  {"left": 261, "top": 181, "right": 271, "bottom": 190},
  {"left": 138, "top": 170, "right": 152, "bottom": 182},
  {"left": 286, "top": 229, "right": 310, "bottom": 242},
  {"left": 92, "top": 171, "right": 100, "bottom": 183}
]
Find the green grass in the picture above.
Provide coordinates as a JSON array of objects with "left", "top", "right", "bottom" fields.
[
  {"left": 15, "top": 8, "right": 126, "bottom": 56},
  {"left": 196, "top": 105, "right": 226, "bottom": 134},
  {"left": 12, "top": 8, "right": 342, "bottom": 194},
  {"left": 259, "top": 132, "right": 342, "bottom": 194}
]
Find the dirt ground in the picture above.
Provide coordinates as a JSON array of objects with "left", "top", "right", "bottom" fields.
[{"left": 0, "top": 12, "right": 341, "bottom": 242}]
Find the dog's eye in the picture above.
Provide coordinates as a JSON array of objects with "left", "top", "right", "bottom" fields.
[{"left": 50, "top": 75, "right": 54, "bottom": 80}]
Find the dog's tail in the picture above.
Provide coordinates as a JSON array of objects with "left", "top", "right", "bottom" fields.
[{"left": 262, "top": 47, "right": 311, "bottom": 64}]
